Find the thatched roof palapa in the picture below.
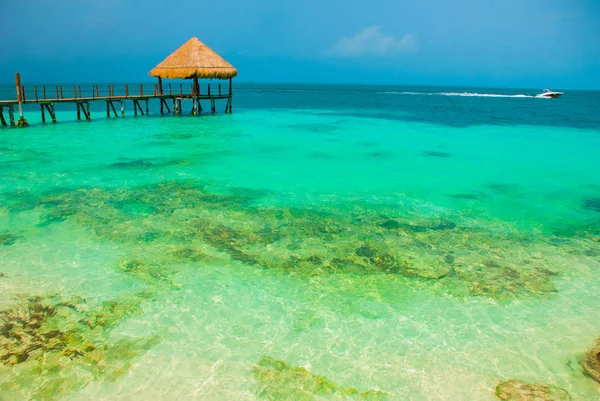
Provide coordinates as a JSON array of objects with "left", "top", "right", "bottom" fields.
[{"left": 149, "top": 37, "right": 237, "bottom": 80}]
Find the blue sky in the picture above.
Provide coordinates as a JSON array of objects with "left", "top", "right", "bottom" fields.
[{"left": 1, "top": 0, "right": 599, "bottom": 88}]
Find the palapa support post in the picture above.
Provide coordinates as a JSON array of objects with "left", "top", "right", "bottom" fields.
[
  {"left": 192, "top": 97, "right": 197, "bottom": 115},
  {"left": 229, "top": 78, "right": 233, "bottom": 113},
  {"left": 14, "top": 73, "right": 28, "bottom": 127},
  {"left": 158, "top": 77, "right": 163, "bottom": 95}
]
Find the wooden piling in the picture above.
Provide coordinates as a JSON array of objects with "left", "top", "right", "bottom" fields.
[
  {"left": 9, "top": 104, "right": 16, "bottom": 127},
  {"left": 120, "top": 100, "right": 124, "bottom": 117},
  {"left": 0, "top": 106, "right": 6, "bottom": 127},
  {"left": 40, "top": 104, "right": 46, "bottom": 123},
  {"left": 229, "top": 78, "right": 233, "bottom": 113},
  {"left": 158, "top": 77, "right": 163, "bottom": 95},
  {"left": 14, "top": 73, "right": 28, "bottom": 126}
]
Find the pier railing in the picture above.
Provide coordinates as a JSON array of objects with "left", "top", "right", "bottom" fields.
[{"left": 0, "top": 73, "right": 234, "bottom": 127}]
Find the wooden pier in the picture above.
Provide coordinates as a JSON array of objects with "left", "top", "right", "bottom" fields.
[
  {"left": 1, "top": 36, "right": 238, "bottom": 128},
  {"left": 0, "top": 74, "right": 233, "bottom": 127}
]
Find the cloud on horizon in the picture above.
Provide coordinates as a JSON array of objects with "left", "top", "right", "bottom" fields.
[{"left": 327, "top": 26, "right": 417, "bottom": 57}]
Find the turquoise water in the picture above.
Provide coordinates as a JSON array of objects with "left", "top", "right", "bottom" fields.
[{"left": 1, "top": 85, "right": 600, "bottom": 400}]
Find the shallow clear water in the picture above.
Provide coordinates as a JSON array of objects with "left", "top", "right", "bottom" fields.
[{"left": 1, "top": 85, "right": 600, "bottom": 400}]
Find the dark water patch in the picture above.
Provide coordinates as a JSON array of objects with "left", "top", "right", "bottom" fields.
[
  {"left": 359, "top": 142, "right": 378, "bottom": 147},
  {"left": 362, "top": 151, "right": 395, "bottom": 159},
  {"left": 287, "top": 123, "right": 340, "bottom": 133},
  {"left": 0, "top": 271, "right": 5, "bottom": 278},
  {"left": 483, "top": 183, "right": 522, "bottom": 195},
  {"left": 581, "top": 337, "right": 600, "bottom": 383},
  {"left": 448, "top": 193, "right": 486, "bottom": 200},
  {"left": 0, "top": 233, "right": 20, "bottom": 246},
  {"left": 0, "top": 292, "right": 159, "bottom": 400},
  {"left": 157, "top": 132, "right": 194, "bottom": 140},
  {"left": 583, "top": 197, "right": 600, "bottom": 212},
  {"left": 495, "top": 379, "right": 571, "bottom": 400},
  {"left": 252, "top": 356, "right": 389, "bottom": 400},
  {"left": 107, "top": 157, "right": 188, "bottom": 170},
  {"left": 305, "top": 151, "right": 338, "bottom": 160},
  {"left": 36, "top": 213, "right": 67, "bottom": 228},
  {"left": 423, "top": 150, "right": 452, "bottom": 158}
]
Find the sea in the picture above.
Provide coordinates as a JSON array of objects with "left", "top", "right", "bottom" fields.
[{"left": 1, "top": 83, "right": 600, "bottom": 400}]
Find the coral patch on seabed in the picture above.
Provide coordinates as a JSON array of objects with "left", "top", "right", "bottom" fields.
[
  {"left": 0, "top": 292, "right": 159, "bottom": 401},
  {"left": 494, "top": 379, "right": 571, "bottom": 401},
  {"left": 2, "top": 179, "right": 592, "bottom": 302},
  {"left": 253, "top": 356, "right": 388, "bottom": 401},
  {"left": 580, "top": 337, "right": 600, "bottom": 383}
]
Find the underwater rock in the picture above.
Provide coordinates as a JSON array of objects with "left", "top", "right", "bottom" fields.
[
  {"left": 582, "top": 197, "right": 600, "bottom": 212},
  {"left": 495, "top": 379, "right": 571, "bottom": 401},
  {"left": 580, "top": 337, "right": 600, "bottom": 383},
  {"left": 423, "top": 151, "right": 452, "bottom": 158},
  {"left": 0, "top": 233, "right": 19, "bottom": 246},
  {"left": 253, "top": 356, "right": 388, "bottom": 401}
]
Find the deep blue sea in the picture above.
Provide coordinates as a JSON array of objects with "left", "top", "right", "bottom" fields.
[{"left": 1, "top": 83, "right": 600, "bottom": 400}]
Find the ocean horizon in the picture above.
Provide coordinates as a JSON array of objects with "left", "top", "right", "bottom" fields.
[{"left": 1, "top": 83, "right": 600, "bottom": 400}]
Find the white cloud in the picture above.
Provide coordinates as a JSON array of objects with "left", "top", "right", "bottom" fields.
[{"left": 328, "top": 26, "right": 417, "bottom": 57}]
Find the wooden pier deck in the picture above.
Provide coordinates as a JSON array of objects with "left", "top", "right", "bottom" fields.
[{"left": 0, "top": 75, "right": 234, "bottom": 128}]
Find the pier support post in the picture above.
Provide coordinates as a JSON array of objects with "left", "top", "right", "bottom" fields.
[
  {"left": 77, "top": 103, "right": 81, "bottom": 120},
  {"left": 15, "top": 73, "right": 29, "bottom": 127},
  {"left": 49, "top": 104, "right": 57, "bottom": 123},
  {"left": 41, "top": 104, "right": 46, "bottom": 123},
  {"left": 229, "top": 78, "right": 233, "bottom": 113},
  {"left": 86, "top": 101, "right": 91, "bottom": 121},
  {"left": 192, "top": 97, "right": 197, "bottom": 115},
  {"left": 145, "top": 99, "right": 149, "bottom": 115},
  {"left": 0, "top": 106, "right": 6, "bottom": 126},
  {"left": 8, "top": 105, "right": 15, "bottom": 127},
  {"left": 120, "top": 100, "right": 124, "bottom": 117}
]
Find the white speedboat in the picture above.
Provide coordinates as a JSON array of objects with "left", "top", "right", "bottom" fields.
[{"left": 535, "top": 89, "right": 563, "bottom": 98}]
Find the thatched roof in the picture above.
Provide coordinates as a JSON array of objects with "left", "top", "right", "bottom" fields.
[{"left": 149, "top": 37, "right": 237, "bottom": 80}]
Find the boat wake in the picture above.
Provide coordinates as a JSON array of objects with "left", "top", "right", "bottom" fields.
[{"left": 381, "top": 91, "right": 536, "bottom": 98}]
